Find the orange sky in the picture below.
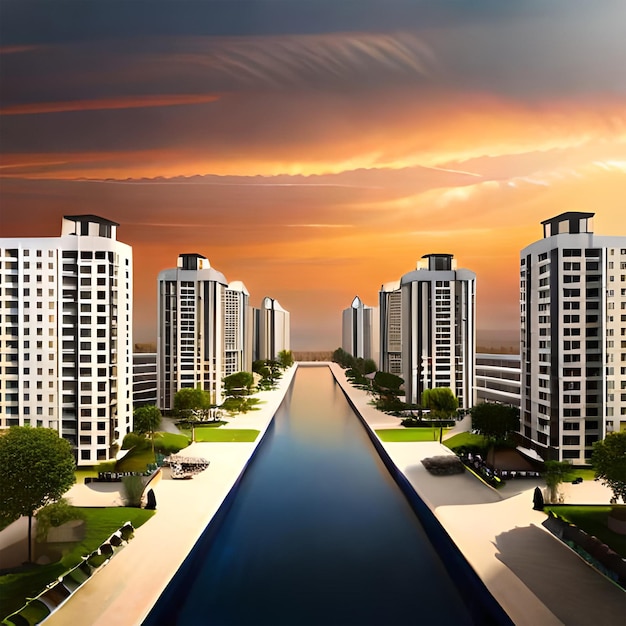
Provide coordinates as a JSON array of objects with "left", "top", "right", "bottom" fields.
[{"left": 2, "top": 2, "right": 626, "bottom": 349}]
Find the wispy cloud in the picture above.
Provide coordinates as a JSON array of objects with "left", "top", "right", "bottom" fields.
[
  {"left": 0, "top": 94, "right": 221, "bottom": 116},
  {"left": 165, "top": 32, "right": 438, "bottom": 89},
  {"left": 287, "top": 224, "right": 353, "bottom": 228}
]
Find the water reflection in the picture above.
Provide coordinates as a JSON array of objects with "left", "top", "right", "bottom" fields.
[{"left": 160, "top": 367, "right": 473, "bottom": 626}]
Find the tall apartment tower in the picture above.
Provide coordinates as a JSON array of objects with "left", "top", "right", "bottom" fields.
[
  {"left": 520, "top": 212, "right": 626, "bottom": 463},
  {"left": 255, "top": 297, "right": 290, "bottom": 362},
  {"left": 341, "top": 296, "right": 379, "bottom": 364},
  {"left": 157, "top": 253, "right": 250, "bottom": 409},
  {"left": 379, "top": 254, "right": 476, "bottom": 409},
  {"left": 379, "top": 280, "right": 403, "bottom": 375},
  {"left": 0, "top": 215, "right": 133, "bottom": 466}
]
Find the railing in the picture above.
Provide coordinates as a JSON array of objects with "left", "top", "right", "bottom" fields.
[{"left": 2, "top": 523, "right": 135, "bottom": 626}]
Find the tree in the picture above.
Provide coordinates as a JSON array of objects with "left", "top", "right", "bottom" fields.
[
  {"left": 421, "top": 388, "right": 459, "bottom": 418},
  {"left": 277, "top": 349, "right": 294, "bottom": 368},
  {"left": 0, "top": 427, "right": 76, "bottom": 562},
  {"left": 542, "top": 460, "right": 572, "bottom": 504},
  {"left": 362, "top": 359, "right": 377, "bottom": 375},
  {"left": 372, "top": 371, "right": 405, "bottom": 413},
  {"left": 174, "top": 387, "right": 213, "bottom": 440},
  {"left": 470, "top": 402, "right": 520, "bottom": 465},
  {"left": 133, "top": 405, "right": 162, "bottom": 453},
  {"left": 470, "top": 402, "right": 520, "bottom": 441},
  {"left": 591, "top": 432, "right": 626, "bottom": 503},
  {"left": 222, "top": 371, "right": 255, "bottom": 397},
  {"left": 332, "top": 347, "right": 356, "bottom": 369}
]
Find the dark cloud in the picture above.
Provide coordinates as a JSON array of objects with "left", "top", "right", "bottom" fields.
[{"left": 1, "top": 0, "right": 561, "bottom": 46}]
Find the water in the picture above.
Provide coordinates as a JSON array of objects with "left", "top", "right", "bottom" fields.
[{"left": 148, "top": 367, "right": 476, "bottom": 625}]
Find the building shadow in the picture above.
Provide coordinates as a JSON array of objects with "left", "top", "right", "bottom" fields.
[{"left": 493, "top": 525, "right": 625, "bottom": 626}]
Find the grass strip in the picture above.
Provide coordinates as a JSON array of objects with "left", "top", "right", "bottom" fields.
[
  {"left": 376, "top": 428, "right": 451, "bottom": 442},
  {"left": 193, "top": 429, "right": 260, "bottom": 443}
]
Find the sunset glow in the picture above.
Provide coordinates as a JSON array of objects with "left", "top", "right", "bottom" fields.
[{"left": 2, "top": 1, "right": 625, "bottom": 349}]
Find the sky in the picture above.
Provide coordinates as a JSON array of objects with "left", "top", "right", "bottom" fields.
[{"left": 1, "top": 0, "right": 625, "bottom": 350}]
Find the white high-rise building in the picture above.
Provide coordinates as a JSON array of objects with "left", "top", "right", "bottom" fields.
[
  {"left": 380, "top": 254, "right": 476, "bottom": 409},
  {"left": 520, "top": 212, "right": 626, "bottom": 463},
  {"left": 0, "top": 215, "right": 133, "bottom": 466},
  {"left": 157, "top": 253, "right": 251, "bottom": 409},
  {"left": 379, "top": 280, "right": 403, "bottom": 375},
  {"left": 341, "top": 295, "right": 379, "bottom": 364},
  {"left": 255, "top": 297, "right": 290, "bottom": 362}
]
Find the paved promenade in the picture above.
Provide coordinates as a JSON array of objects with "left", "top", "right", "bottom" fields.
[
  {"left": 329, "top": 363, "right": 626, "bottom": 626},
  {"left": 43, "top": 366, "right": 297, "bottom": 626},
  {"left": 13, "top": 363, "right": 624, "bottom": 625}
]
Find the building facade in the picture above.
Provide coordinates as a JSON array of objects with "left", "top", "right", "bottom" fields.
[
  {"left": 341, "top": 295, "right": 379, "bottom": 364},
  {"left": 157, "top": 253, "right": 251, "bottom": 409},
  {"left": 475, "top": 353, "right": 521, "bottom": 408},
  {"left": 0, "top": 215, "right": 133, "bottom": 465},
  {"left": 519, "top": 212, "right": 626, "bottom": 463},
  {"left": 254, "top": 297, "right": 290, "bottom": 362},
  {"left": 378, "top": 254, "right": 476, "bottom": 409},
  {"left": 133, "top": 352, "right": 157, "bottom": 407},
  {"left": 379, "top": 280, "right": 402, "bottom": 375}
]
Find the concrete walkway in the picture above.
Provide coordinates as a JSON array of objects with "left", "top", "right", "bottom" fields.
[
  {"left": 329, "top": 363, "right": 625, "bottom": 626},
  {"left": 8, "top": 363, "right": 625, "bottom": 625},
  {"left": 42, "top": 366, "right": 297, "bottom": 626}
]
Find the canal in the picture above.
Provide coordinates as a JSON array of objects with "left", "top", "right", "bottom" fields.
[{"left": 145, "top": 366, "right": 485, "bottom": 625}]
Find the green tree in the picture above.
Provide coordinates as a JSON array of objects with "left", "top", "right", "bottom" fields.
[
  {"left": 174, "top": 387, "right": 213, "bottom": 440},
  {"left": 542, "top": 460, "right": 572, "bottom": 503},
  {"left": 277, "top": 349, "right": 294, "bottom": 368},
  {"left": 470, "top": 402, "right": 520, "bottom": 464},
  {"left": 372, "top": 371, "right": 405, "bottom": 413},
  {"left": 223, "top": 371, "right": 255, "bottom": 397},
  {"left": 470, "top": 403, "right": 520, "bottom": 440},
  {"left": 362, "top": 359, "right": 377, "bottom": 375},
  {"left": 133, "top": 405, "right": 162, "bottom": 453},
  {"left": 35, "top": 498, "right": 85, "bottom": 542},
  {"left": 591, "top": 432, "right": 626, "bottom": 503},
  {"left": 421, "top": 388, "right": 459, "bottom": 418},
  {"left": 332, "top": 347, "right": 356, "bottom": 369},
  {"left": 0, "top": 427, "right": 76, "bottom": 562}
]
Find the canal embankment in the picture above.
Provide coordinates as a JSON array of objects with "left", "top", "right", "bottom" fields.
[
  {"left": 43, "top": 365, "right": 298, "bottom": 626},
  {"left": 329, "top": 362, "right": 626, "bottom": 626}
]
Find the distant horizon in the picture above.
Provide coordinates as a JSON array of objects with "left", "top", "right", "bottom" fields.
[{"left": 2, "top": 1, "right": 625, "bottom": 349}]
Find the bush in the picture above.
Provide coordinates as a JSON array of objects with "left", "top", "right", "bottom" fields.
[
  {"left": 35, "top": 499, "right": 86, "bottom": 542},
  {"left": 121, "top": 432, "right": 148, "bottom": 451},
  {"left": 421, "top": 456, "right": 465, "bottom": 476},
  {"left": 121, "top": 475, "right": 145, "bottom": 507}
]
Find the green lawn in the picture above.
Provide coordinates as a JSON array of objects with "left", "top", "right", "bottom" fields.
[
  {"left": 443, "top": 432, "right": 489, "bottom": 450},
  {"left": 376, "top": 428, "right": 451, "bottom": 442},
  {"left": 116, "top": 447, "right": 155, "bottom": 473},
  {"left": 153, "top": 431, "right": 190, "bottom": 454},
  {"left": 193, "top": 429, "right": 260, "bottom": 442},
  {"left": 563, "top": 467, "right": 596, "bottom": 482},
  {"left": 544, "top": 505, "right": 626, "bottom": 558},
  {"left": 0, "top": 507, "right": 155, "bottom": 622}
]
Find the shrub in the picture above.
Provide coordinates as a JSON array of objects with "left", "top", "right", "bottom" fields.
[
  {"left": 421, "top": 456, "right": 465, "bottom": 476},
  {"left": 120, "top": 523, "right": 134, "bottom": 541},
  {"left": 121, "top": 475, "right": 145, "bottom": 507},
  {"left": 35, "top": 498, "right": 86, "bottom": 542},
  {"left": 121, "top": 432, "right": 148, "bottom": 451}
]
